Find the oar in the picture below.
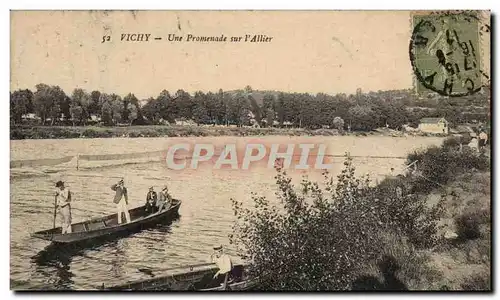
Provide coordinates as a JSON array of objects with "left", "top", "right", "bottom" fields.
[
  {"left": 52, "top": 194, "right": 57, "bottom": 229},
  {"left": 50, "top": 194, "right": 57, "bottom": 241}
]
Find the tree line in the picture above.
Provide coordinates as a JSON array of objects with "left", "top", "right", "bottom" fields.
[{"left": 10, "top": 84, "right": 490, "bottom": 131}]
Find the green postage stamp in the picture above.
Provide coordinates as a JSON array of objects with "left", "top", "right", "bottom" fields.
[{"left": 410, "top": 11, "right": 490, "bottom": 97}]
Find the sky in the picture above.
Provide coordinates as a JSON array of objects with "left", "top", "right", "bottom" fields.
[{"left": 11, "top": 11, "right": 424, "bottom": 99}]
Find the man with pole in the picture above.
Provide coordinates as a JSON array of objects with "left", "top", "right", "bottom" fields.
[{"left": 55, "top": 180, "right": 72, "bottom": 234}]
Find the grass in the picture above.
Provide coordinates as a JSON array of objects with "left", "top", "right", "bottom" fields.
[{"left": 426, "top": 171, "right": 491, "bottom": 291}]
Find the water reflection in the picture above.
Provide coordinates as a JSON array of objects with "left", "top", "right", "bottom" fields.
[
  {"left": 31, "top": 243, "right": 82, "bottom": 289},
  {"left": 29, "top": 220, "right": 178, "bottom": 290}
]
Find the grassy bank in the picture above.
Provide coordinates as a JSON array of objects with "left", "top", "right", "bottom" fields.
[
  {"left": 230, "top": 138, "right": 491, "bottom": 291},
  {"left": 10, "top": 125, "right": 442, "bottom": 140}
]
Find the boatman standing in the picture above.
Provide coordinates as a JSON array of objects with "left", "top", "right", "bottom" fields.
[
  {"left": 111, "top": 178, "right": 131, "bottom": 224},
  {"left": 211, "top": 245, "right": 233, "bottom": 290},
  {"left": 55, "top": 181, "right": 72, "bottom": 234}
]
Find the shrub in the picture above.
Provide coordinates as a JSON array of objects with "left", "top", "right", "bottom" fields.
[
  {"left": 455, "top": 211, "right": 483, "bottom": 240},
  {"left": 374, "top": 178, "right": 445, "bottom": 248},
  {"left": 443, "top": 136, "right": 461, "bottom": 149},
  {"left": 407, "top": 145, "right": 489, "bottom": 193},
  {"left": 230, "top": 156, "right": 443, "bottom": 290}
]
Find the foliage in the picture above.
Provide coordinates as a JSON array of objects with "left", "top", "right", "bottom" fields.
[
  {"left": 454, "top": 211, "right": 485, "bottom": 241},
  {"left": 406, "top": 145, "right": 490, "bottom": 193},
  {"left": 332, "top": 116, "right": 344, "bottom": 131},
  {"left": 230, "top": 156, "right": 443, "bottom": 290},
  {"left": 11, "top": 85, "right": 490, "bottom": 129},
  {"left": 374, "top": 177, "right": 445, "bottom": 248},
  {"left": 10, "top": 89, "right": 33, "bottom": 124},
  {"left": 33, "top": 84, "right": 67, "bottom": 125}
]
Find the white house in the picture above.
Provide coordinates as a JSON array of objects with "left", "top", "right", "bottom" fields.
[{"left": 418, "top": 117, "right": 449, "bottom": 134}]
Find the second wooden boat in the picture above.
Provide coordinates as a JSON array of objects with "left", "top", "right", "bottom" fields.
[{"left": 102, "top": 263, "right": 257, "bottom": 291}]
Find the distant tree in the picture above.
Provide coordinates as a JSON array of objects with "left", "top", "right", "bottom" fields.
[
  {"left": 244, "top": 85, "right": 253, "bottom": 94},
  {"left": 90, "top": 90, "right": 101, "bottom": 117},
  {"left": 192, "top": 91, "right": 210, "bottom": 125},
  {"left": 110, "top": 94, "right": 123, "bottom": 125},
  {"left": 99, "top": 93, "right": 113, "bottom": 125},
  {"left": 10, "top": 89, "right": 33, "bottom": 124},
  {"left": 348, "top": 105, "right": 377, "bottom": 131},
  {"left": 128, "top": 103, "right": 138, "bottom": 125},
  {"left": 248, "top": 95, "right": 263, "bottom": 127},
  {"left": 70, "top": 88, "right": 91, "bottom": 125},
  {"left": 332, "top": 116, "right": 345, "bottom": 131},
  {"left": 175, "top": 89, "right": 193, "bottom": 120},
  {"left": 142, "top": 97, "right": 161, "bottom": 124},
  {"left": 69, "top": 105, "right": 83, "bottom": 126},
  {"left": 123, "top": 93, "right": 140, "bottom": 124},
  {"left": 276, "top": 93, "right": 285, "bottom": 127},
  {"left": 33, "top": 84, "right": 66, "bottom": 125},
  {"left": 263, "top": 94, "right": 275, "bottom": 127}
]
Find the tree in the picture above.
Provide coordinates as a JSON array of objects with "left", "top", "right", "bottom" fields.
[
  {"left": 99, "top": 93, "right": 113, "bottom": 125},
  {"left": 70, "top": 88, "right": 91, "bottom": 125},
  {"left": 128, "top": 103, "right": 138, "bottom": 125},
  {"left": 248, "top": 95, "right": 263, "bottom": 127},
  {"left": 276, "top": 93, "right": 285, "bottom": 127},
  {"left": 110, "top": 94, "right": 123, "bottom": 125},
  {"left": 33, "top": 84, "right": 66, "bottom": 125},
  {"left": 90, "top": 90, "right": 102, "bottom": 117},
  {"left": 348, "top": 105, "right": 377, "bottom": 131},
  {"left": 123, "top": 93, "right": 140, "bottom": 124},
  {"left": 10, "top": 89, "right": 33, "bottom": 124},
  {"left": 332, "top": 116, "right": 345, "bottom": 131},
  {"left": 263, "top": 94, "right": 275, "bottom": 127},
  {"left": 142, "top": 97, "right": 161, "bottom": 124},
  {"left": 69, "top": 105, "right": 83, "bottom": 126},
  {"left": 175, "top": 89, "right": 193, "bottom": 120},
  {"left": 192, "top": 91, "right": 210, "bottom": 125},
  {"left": 230, "top": 156, "right": 444, "bottom": 290}
]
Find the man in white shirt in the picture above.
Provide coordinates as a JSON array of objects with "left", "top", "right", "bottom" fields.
[
  {"left": 211, "top": 245, "right": 233, "bottom": 290},
  {"left": 55, "top": 181, "right": 72, "bottom": 234}
]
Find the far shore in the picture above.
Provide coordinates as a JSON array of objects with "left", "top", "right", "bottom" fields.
[{"left": 10, "top": 125, "right": 446, "bottom": 140}]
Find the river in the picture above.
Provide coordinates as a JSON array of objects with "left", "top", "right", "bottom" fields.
[{"left": 10, "top": 135, "right": 444, "bottom": 290}]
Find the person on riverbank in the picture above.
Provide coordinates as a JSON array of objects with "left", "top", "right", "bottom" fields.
[
  {"left": 478, "top": 128, "right": 488, "bottom": 151},
  {"left": 211, "top": 245, "right": 233, "bottom": 290},
  {"left": 55, "top": 181, "right": 72, "bottom": 234},
  {"left": 111, "top": 178, "right": 131, "bottom": 224},
  {"left": 145, "top": 186, "right": 157, "bottom": 215},
  {"left": 157, "top": 185, "right": 172, "bottom": 212}
]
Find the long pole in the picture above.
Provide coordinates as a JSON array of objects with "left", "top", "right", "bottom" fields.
[{"left": 53, "top": 194, "right": 57, "bottom": 229}]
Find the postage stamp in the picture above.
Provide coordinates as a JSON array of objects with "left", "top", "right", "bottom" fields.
[
  {"left": 10, "top": 10, "right": 491, "bottom": 292},
  {"left": 409, "top": 11, "right": 490, "bottom": 97}
]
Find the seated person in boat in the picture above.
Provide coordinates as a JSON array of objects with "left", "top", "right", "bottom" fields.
[
  {"left": 55, "top": 180, "right": 72, "bottom": 234},
  {"left": 210, "top": 245, "right": 233, "bottom": 288},
  {"left": 144, "top": 186, "right": 158, "bottom": 214},
  {"left": 157, "top": 185, "right": 172, "bottom": 212}
]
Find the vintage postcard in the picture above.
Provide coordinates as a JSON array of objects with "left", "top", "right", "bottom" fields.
[{"left": 10, "top": 10, "right": 491, "bottom": 291}]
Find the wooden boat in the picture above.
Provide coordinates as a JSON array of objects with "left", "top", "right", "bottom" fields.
[
  {"left": 31, "top": 199, "right": 181, "bottom": 244},
  {"left": 102, "top": 263, "right": 257, "bottom": 291}
]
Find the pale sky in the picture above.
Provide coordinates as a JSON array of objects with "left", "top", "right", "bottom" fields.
[{"left": 11, "top": 11, "right": 415, "bottom": 98}]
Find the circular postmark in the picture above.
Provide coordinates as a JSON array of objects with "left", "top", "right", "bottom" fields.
[{"left": 409, "top": 12, "right": 490, "bottom": 97}]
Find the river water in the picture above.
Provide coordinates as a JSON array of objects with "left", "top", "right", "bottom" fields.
[{"left": 10, "top": 136, "right": 443, "bottom": 290}]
